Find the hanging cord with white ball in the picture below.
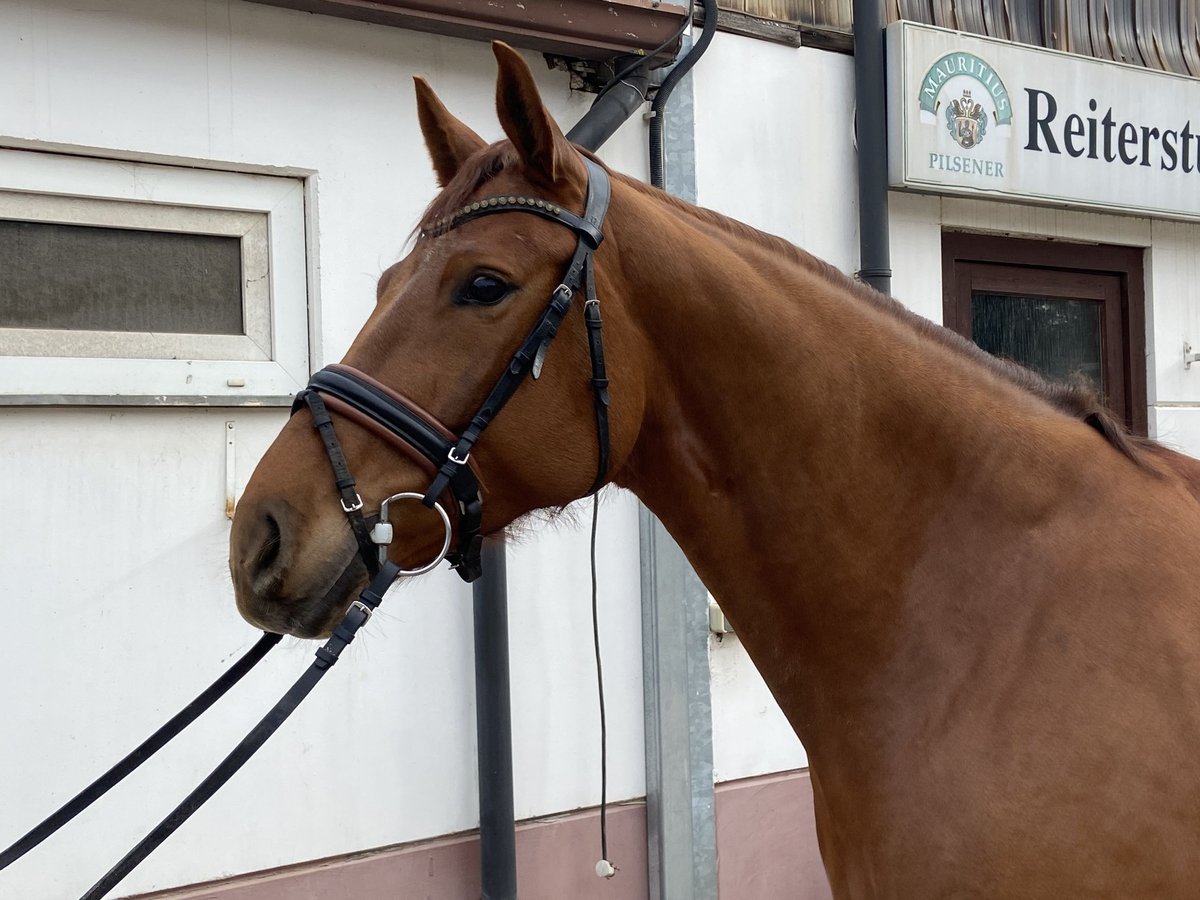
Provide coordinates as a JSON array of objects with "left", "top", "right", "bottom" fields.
[{"left": 591, "top": 492, "right": 616, "bottom": 879}]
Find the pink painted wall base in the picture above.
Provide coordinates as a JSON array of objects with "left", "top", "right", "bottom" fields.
[{"left": 127, "top": 770, "right": 830, "bottom": 900}]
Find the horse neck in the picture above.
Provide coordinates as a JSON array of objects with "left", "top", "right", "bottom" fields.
[{"left": 609, "top": 190, "right": 1110, "bottom": 752}]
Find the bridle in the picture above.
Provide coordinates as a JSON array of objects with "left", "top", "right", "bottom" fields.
[
  {"left": 295, "top": 154, "right": 613, "bottom": 585},
  {"left": 0, "top": 152, "right": 615, "bottom": 899}
]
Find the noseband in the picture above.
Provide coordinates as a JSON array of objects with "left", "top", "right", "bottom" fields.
[{"left": 294, "top": 154, "right": 613, "bottom": 584}]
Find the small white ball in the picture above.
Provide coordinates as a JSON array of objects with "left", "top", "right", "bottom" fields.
[{"left": 595, "top": 859, "right": 616, "bottom": 878}]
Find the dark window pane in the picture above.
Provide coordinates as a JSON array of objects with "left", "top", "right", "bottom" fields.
[
  {"left": 0, "top": 220, "right": 243, "bottom": 335},
  {"left": 971, "top": 292, "right": 1104, "bottom": 390}
]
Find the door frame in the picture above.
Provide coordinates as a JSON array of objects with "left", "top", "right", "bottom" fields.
[{"left": 941, "top": 232, "right": 1148, "bottom": 435}]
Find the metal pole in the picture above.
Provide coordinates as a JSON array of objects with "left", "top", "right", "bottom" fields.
[
  {"left": 853, "top": 0, "right": 893, "bottom": 295},
  {"left": 474, "top": 536, "right": 518, "bottom": 900}
]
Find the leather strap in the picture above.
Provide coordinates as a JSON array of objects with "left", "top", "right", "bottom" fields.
[
  {"left": 303, "top": 392, "right": 380, "bottom": 577},
  {"left": 78, "top": 563, "right": 401, "bottom": 900},
  {"left": 0, "top": 632, "right": 281, "bottom": 876},
  {"left": 583, "top": 255, "right": 611, "bottom": 495}
]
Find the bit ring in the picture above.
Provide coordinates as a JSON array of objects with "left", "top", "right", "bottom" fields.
[{"left": 376, "top": 492, "right": 453, "bottom": 576}]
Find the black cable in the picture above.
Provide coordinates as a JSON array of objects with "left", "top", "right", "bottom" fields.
[
  {"left": 590, "top": 491, "right": 609, "bottom": 865},
  {"left": 595, "top": 0, "right": 695, "bottom": 101},
  {"left": 649, "top": 0, "right": 717, "bottom": 188},
  {"left": 0, "top": 631, "right": 281, "bottom": 873}
]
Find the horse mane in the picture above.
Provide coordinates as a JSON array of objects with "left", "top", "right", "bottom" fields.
[
  {"left": 615, "top": 174, "right": 1155, "bottom": 468},
  {"left": 419, "top": 144, "right": 1154, "bottom": 467}
]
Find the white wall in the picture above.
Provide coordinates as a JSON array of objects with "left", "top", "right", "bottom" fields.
[{"left": 0, "top": 1, "right": 650, "bottom": 896}]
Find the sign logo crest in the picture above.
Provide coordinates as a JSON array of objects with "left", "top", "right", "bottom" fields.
[
  {"left": 918, "top": 50, "right": 1012, "bottom": 151},
  {"left": 946, "top": 88, "right": 987, "bottom": 148}
]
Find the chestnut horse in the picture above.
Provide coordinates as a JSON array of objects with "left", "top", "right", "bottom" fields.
[{"left": 231, "top": 44, "right": 1200, "bottom": 898}]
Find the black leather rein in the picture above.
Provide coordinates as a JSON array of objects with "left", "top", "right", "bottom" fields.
[{"left": 0, "top": 152, "right": 614, "bottom": 900}]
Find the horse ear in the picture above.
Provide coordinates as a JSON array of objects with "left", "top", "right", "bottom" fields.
[
  {"left": 414, "top": 76, "right": 487, "bottom": 187},
  {"left": 492, "top": 41, "right": 571, "bottom": 184}
]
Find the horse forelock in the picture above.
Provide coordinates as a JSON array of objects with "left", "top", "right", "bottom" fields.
[{"left": 415, "top": 142, "right": 521, "bottom": 239}]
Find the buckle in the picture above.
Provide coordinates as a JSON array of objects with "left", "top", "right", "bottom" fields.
[
  {"left": 340, "top": 493, "right": 364, "bottom": 513},
  {"left": 350, "top": 599, "right": 373, "bottom": 625},
  {"left": 448, "top": 446, "right": 471, "bottom": 465}
]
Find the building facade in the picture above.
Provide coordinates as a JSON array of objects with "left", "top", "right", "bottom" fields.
[{"left": 0, "top": 1, "right": 1196, "bottom": 898}]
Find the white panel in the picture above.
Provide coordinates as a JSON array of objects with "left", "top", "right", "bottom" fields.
[
  {"left": 940, "top": 196, "right": 1153, "bottom": 246},
  {"left": 692, "top": 33, "right": 859, "bottom": 274},
  {"left": 1150, "top": 406, "right": 1200, "bottom": 459},
  {"left": 506, "top": 490, "right": 647, "bottom": 817},
  {"left": 1146, "top": 220, "right": 1200, "bottom": 405},
  {"left": 710, "top": 635, "right": 807, "bottom": 780},
  {"left": 888, "top": 191, "right": 944, "bottom": 324}
]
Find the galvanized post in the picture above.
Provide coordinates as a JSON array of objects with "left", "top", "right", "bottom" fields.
[{"left": 641, "top": 36, "right": 718, "bottom": 900}]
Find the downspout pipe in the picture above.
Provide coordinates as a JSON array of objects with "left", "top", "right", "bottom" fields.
[
  {"left": 567, "top": 56, "right": 650, "bottom": 151},
  {"left": 649, "top": 0, "right": 717, "bottom": 189},
  {"left": 473, "top": 47, "right": 656, "bottom": 900},
  {"left": 474, "top": 538, "right": 518, "bottom": 900},
  {"left": 852, "top": 0, "right": 892, "bottom": 294}
]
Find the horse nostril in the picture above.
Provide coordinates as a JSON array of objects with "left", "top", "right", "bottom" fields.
[{"left": 252, "top": 512, "right": 283, "bottom": 579}]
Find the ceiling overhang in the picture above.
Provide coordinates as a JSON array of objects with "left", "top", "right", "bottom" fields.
[{"left": 247, "top": 0, "right": 688, "bottom": 61}]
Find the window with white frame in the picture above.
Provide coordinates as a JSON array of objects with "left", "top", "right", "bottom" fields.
[{"left": 0, "top": 149, "right": 308, "bottom": 405}]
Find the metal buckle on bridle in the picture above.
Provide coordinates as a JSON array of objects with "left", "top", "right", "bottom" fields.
[
  {"left": 341, "top": 493, "right": 364, "bottom": 513},
  {"left": 369, "top": 491, "right": 454, "bottom": 575},
  {"left": 349, "top": 599, "right": 374, "bottom": 624},
  {"left": 447, "top": 446, "right": 471, "bottom": 465}
]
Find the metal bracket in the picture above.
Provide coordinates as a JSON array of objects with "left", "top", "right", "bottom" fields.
[
  {"left": 1186, "top": 342, "right": 1200, "bottom": 370},
  {"left": 707, "top": 600, "right": 734, "bottom": 635},
  {"left": 225, "top": 421, "right": 237, "bottom": 520}
]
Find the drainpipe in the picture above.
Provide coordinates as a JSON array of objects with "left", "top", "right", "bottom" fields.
[
  {"left": 473, "top": 51, "right": 656, "bottom": 900},
  {"left": 474, "top": 538, "right": 518, "bottom": 900},
  {"left": 852, "top": 0, "right": 892, "bottom": 294},
  {"left": 566, "top": 56, "right": 650, "bottom": 150},
  {"left": 648, "top": 0, "right": 716, "bottom": 190}
]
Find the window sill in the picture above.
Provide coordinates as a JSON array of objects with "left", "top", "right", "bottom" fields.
[{"left": 0, "top": 150, "right": 309, "bottom": 407}]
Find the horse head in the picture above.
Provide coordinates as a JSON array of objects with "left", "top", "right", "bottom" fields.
[{"left": 230, "top": 44, "right": 647, "bottom": 637}]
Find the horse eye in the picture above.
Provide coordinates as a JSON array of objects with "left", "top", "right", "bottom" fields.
[{"left": 458, "top": 273, "right": 511, "bottom": 306}]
